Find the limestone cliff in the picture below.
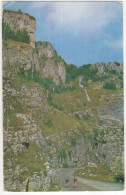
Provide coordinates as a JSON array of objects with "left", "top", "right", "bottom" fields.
[
  {"left": 2, "top": 10, "right": 124, "bottom": 192},
  {"left": 3, "top": 9, "right": 36, "bottom": 47},
  {"left": 36, "top": 41, "right": 66, "bottom": 84}
]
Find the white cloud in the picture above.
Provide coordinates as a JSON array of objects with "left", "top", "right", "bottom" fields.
[
  {"left": 44, "top": 1, "right": 122, "bottom": 37},
  {"left": 105, "top": 38, "right": 123, "bottom": 49}
]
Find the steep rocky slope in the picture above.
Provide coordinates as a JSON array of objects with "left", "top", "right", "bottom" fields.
[
  {"left": 3, "top": 9, "right": 36, "bottom": 47},
  {"left": 36, "top": 41, "right": 66, "bottom": 84},
  {"left": 3, "top": 10, "right": 124, "bottom": 192}
]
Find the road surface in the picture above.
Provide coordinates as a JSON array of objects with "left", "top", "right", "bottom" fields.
[{"left": 55, "top": 168, "right": 124, "bottom": 191}]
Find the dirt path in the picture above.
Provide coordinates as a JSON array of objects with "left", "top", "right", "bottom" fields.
[{"left": 55, "top": 168, "right": 124, "bottom": 191}]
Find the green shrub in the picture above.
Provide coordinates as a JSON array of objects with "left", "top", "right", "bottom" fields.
[
  {"left": 44, "top": 115, "right": 52, "bottom": 127},
  {"left": 16, "top": 28, "right": 30, "bottom": 43},
  {"left": 63, "top": 162, "right": 69, "bottom": 168},
  {"left": 54, "top": 85, "right": 75, "bottom": 94},
  {"left": 71, "top": 138, "right": 77, "bottom": 147},
  {"left": 2, "top": 41, "right": 8, "bottom": 49},
  {"left": 120, "top": 81, "right": 123, "bottom": 88},
  {"left": 52, "top": 53, "right": 66, "bottom": 66},
  {"left": 74, "top": 114, "right": 80, "bottom": 120},
  {"left": 89, "top": 128, "right": 99, "bottom": 148},
  {"left": 25, "top": 13, "right": 36, "bottom": 21},
  {"left": 114, "top": 173, "right": 124, "bottom": 182},
  {"left": 114, "top": 61, "right": 120, "bottom": 66},
  {"left": 78, "top": 64, "right": 98, "bottom": 81},
  {"left": 56, "top": 148, "right": 66, "bottom": 161},
  {"left": 110, "top": 70, "right": 116, "bottom": 74},
  {"left": 82, "top": 113, "right": 89, "bottom": 120},
  {"left": 65, "top": 64, "right": 79, "bottom": 83},
  {"left": 46, "top": 139, "right": 52, "bottom": 146},
  {"left": 65, "top": 63, "right": 98, "bottom": 83},
  {"left": 121, "top": 126, "right": 124, "bottom": 136},
  {"left": 2, "top": 20, "right": 30, "bottom": 44},
  {"left": 37, "top": 41, "right": 50, "bottom": 47},
  {"left": 81, "top": 79, "right": 88, "bottom": 87},
  {"left": 39, "top": 53, "right": 48, "bottom": 64},
  {"left": 18, "top": 9, "right": 22, "bottom": 13},
  {"left": 103, "top": 82, "right": 116, "bottom": 90},
  {"left": 2, "top": 20, "right": 15, "bottom": 40},
  {"left": 92, "top": 75, "right": 108, "bottom": 82}
]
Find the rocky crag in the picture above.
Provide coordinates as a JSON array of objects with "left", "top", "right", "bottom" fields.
[
  {"left": 3, "top": 10, "right": 124, "bottom": 191},
  {"left": 3, "top": 9, "right": 36, "bottom": 47}
]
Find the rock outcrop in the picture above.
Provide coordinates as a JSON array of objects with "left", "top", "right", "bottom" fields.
[
  {"left": 2, "top": 40, "right": 66, "bottom": 85},
  {"left": 91, "top": 62, "right": 123, "bottom": 76},
  {"left": 36, "top": 41, "right": 55, "bottom": 58},
  {"left": 3, "top": 10, "right": 36, "bottom": 47},
  {"left": 46, "top": 126, "right": 124, "bottom": 173},
  {"left": 36, "top": 41, "right": 66, "bottom": 84}
]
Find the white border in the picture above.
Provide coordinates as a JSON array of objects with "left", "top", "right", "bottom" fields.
[{"left": 0, "top": 1, "right": 125, "bottom": 195}]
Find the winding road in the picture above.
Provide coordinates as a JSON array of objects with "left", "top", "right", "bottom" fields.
[{"left": 55, "top": 168, "right": 124, "bottom": 191}]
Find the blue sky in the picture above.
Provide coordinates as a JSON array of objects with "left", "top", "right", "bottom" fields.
[{"left": 4, "top": 1, "right": 123, "bottom": 66}]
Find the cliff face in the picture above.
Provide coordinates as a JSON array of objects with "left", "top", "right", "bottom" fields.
[
  {"left": 2, "top": 40, "right": 66, "bottom": 84},
  {"left": 92, "top": 62, "right": 123, "bottom": 75},
  {"left": 2, "top": 10, "right": 124, "bottom": 192},
  {"left": 3, "top": 10, "right": 36, "bottom": 47},
  {"left": 36, "top": 41, "right": 66, "bottom": 84},
  {"left": 3, "top": 41, "right": 40, "bottom": 71},
  {"left": 36, "top": 41, "right": 56, "bottom": 58}
]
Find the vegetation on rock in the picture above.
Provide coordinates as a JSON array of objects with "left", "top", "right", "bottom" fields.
[{"left": 2, "top": 21, "right": 30, "bottom": 44}]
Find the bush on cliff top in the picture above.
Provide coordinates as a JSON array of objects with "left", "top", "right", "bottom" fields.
[
  {"left": 4, "top": 9, "right": 36, "bottom": 20},
  {"left": 65, "top": 63, "right": 98, "bottom": 83}
]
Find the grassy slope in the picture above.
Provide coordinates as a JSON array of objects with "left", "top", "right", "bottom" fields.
[
  {"left": 75, "top": 163, "right": 115, "bottom": 182},
  {"left": 52, "top": 77, "right": 123, "bottom": 129}
]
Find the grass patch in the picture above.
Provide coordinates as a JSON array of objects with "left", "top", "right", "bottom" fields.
[
  {"left": 49, "top": 181, "right": 62, "bottom": 191},
  {"left": 13, "top": 142, "right": 47, "bottom": 182},
  {"left": 56, "top": 148, "right": 66, "bottom": 162},
  {"left": 41, "top": 108, "right": 78, "bottom": 136},
  {"left": 9, "top": 114, "right": 24, "bottom": 129},
  {"left": 75, "top": 163, "right": 114, "bottom": 182},
  {"left": 3, "top": 94, "right": 32, "bottom": 130},
  {"left": 43, "top": 114, "right": 52, "bottom": 128}
]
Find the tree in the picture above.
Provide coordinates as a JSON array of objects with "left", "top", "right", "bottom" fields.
[
  {"left": 21, "top": 29, "right": 30, "bottom": 43},
  {"left": 114, "top": 61, "right": 120, "bottom": 66},
  {"left": 18, "top": 9, "right": 22, "bottom": 14},
  {"left": 2, "top": 20, "right": 30, "bottom": 44},
  {"left": 2, "top": 21, "right": 15, "bottom": 40}
]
